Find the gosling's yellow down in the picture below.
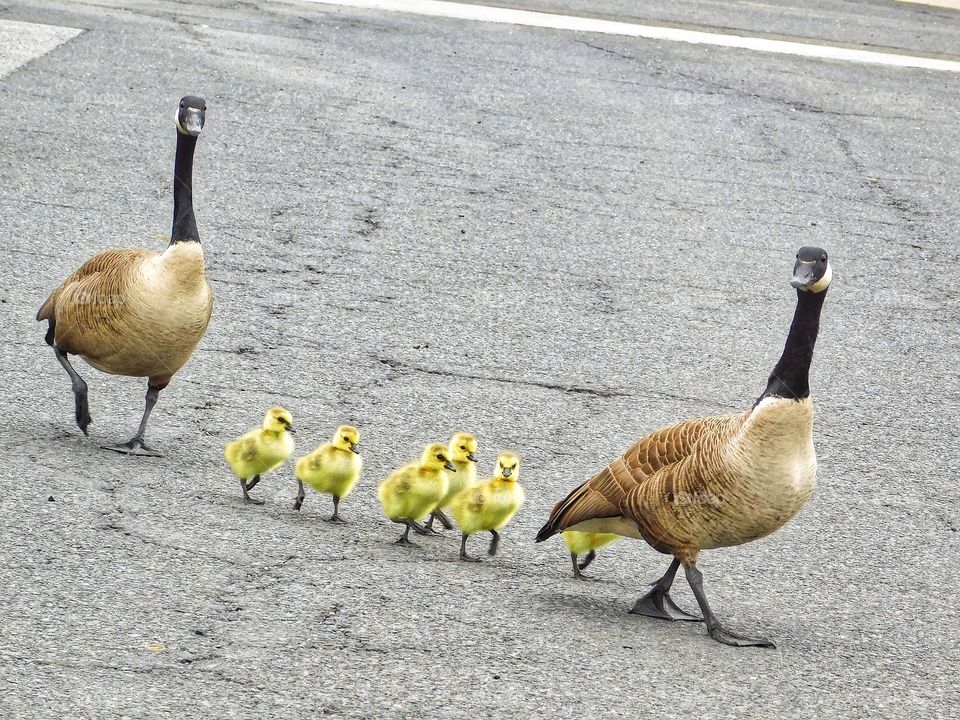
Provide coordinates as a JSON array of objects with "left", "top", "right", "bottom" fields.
[
  {"left": 378, "top": 443, "right": 456, "bottom": 546},
  {"left": 294, "top": 425, "right": 362, "bottom": 522},
  {"left": 562, "top": 531, "right": 620, "bottom": 580},
  {"left": 426, "top": 432, "right": 478, "bottom": 531},
  {"left": 449, "top": 451, "right": 524, "bottom": 562},
  {"left": 224, "top": 407, "right": 295, "bottom": 504}
]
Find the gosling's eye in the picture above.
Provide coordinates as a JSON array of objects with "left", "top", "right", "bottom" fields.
[
  {"left": 343, "top": 436, "right": 350, "bottom": 442},
  {"left": 436, "top": 454, "right": 444, "bottom": 461},
  {"left": 460, "top": 445, "right": 466, "bottom": 450}
]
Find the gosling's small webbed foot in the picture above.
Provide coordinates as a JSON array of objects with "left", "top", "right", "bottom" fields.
[
  {"left": 706, "top": 622, "right": 775, "bottom": 648},
  {"left": 326, "top": 496, "right": 346, "bottom": 523},
  {"left": 411, "top": 520, "right": 434, "bottom": 536},
  {"left": 459, "top": 534, "right": 481, "bottom": 562},
  {"left": 571, "top": 553, "right": 597, "bottom": 581},
  {"left": 488, "top": 529, "right": 501, "bottom": 556},
  {"left": 241, "top": 478, "right": 264, "bottom": 505},
  {"left": 293, "top": 481, "right": 305, "bottom": 511},
  {"left": 431, "top": 510, "right": 453, "bottom": 530},
  {"left": 102, "top": 437, "right": 161, "bottom": 457},
  {"left": 628, "top": 588, "right": 701, "bottom": 622},
  {"left": 393, "top": 520, "right": 421, "bottom": 547}
]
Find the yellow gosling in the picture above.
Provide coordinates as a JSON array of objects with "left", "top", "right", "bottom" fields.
[
  {"left": 224, "top": 407, "right": 295, "bottom": 505},
  {"left": 293, "top": 425, "right": 362, "bottom": 522},
  {"left": 449, "top": 451, "right": 524, "bottom": 562},
  {"left": 377, "top": 443, "right": 455, "bottom": 546},
  {"left": 562, "top": 531, "right": 620, "bottom": 580},
  {"left": 426, "top": 431, "right": 478, "bottom": 531}
]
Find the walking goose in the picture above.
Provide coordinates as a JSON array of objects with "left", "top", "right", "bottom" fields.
[
  {"left": 536, "top": 247, "right": 832, "bottom": 648},
  {"left": 36, "top": 96, "right": 213, "bottom": 456}
]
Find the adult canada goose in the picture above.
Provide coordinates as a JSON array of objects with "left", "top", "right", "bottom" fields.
[
  {"left": 36, "top": 96, "right": 212, "bottom": 456},
  {"left": 536, "top": 247, "right": 832, "bottom": 648}
]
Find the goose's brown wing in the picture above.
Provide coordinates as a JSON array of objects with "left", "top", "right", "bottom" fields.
[
  {"left": 37, "top": 248, "right": 154, "bottom": 355},
  {"left": 535, "top": 414, "right": 741, "bottom": 541}
]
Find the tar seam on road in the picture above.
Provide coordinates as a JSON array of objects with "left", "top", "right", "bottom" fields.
[{"left": 304, "top": 0, "right": 960, "bottom": 72}]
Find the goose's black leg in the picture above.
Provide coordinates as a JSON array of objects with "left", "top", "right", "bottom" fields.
[
  {"left": 241, "top": 475, "right": 264, "bottom": 505},
  {"left": 54, "top": 346, "right": 91, "bottom": 435},
  {"left": 103, "top": 383, "right": 163, "bottom": 457},
  {"left": 459, "top": 533, "right": 480, "bottom": 562},
  {"left": 683, "top": 562, "right": 775, "bottom": 648},
  {"left": 488, "top": 529, "right": 501, "bottom": 556},
  {"left": 424, "top": 514, "right": 435, "bottom": 531},
  {"left": 293, "top": 481, "right": 305, "bottom": 511},
  {"left": 328, "top": 495, "right": 346, "bottom": 523},
  {"left": 629, "top": 558, "right": 702, "bottom": 622},
  {"left": 394, "top": 520, "right": 421, "bottom": 547},
  {"left": 578, "top": 550, "right": 597, "bottom": 571}
]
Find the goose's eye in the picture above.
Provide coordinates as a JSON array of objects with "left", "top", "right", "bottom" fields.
[
  {"left": 821, "top": 254, "right": 827, "bottom": 262},
  {"left": 436, "top": 454, "right": 444, "bottom": 461},
  {"left": 343, "top": 436, "right": 350, "bottom": 442},
  {"left": 460, "top": 445, "right": 466, "bottom": 450}
]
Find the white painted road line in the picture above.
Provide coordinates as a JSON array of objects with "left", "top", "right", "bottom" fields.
[
  {"left": 0, "top": 19, "right": 82, "bottom": 79},
  {"left": 303, "top": 0, "right": 960, "bottom": 72}
]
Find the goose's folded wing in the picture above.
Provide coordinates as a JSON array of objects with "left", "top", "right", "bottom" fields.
[
  {"left": 37, "top": 249, "right": 153, "bottom": 321},
  {"left": 536, "top": 414, "right": 741, "bottom": 541}
]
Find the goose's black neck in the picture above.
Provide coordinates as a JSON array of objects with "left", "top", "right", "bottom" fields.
[
  {"left": 759, "top": 288, "right": 827, "bottom": 402},
  {"left": 170, "top": 132, "right": 199, "bottom": 244}
]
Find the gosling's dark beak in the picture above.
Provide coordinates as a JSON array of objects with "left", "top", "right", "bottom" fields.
[
  {"left": 285, "top": 424, "right": 295, "bottom": 434},
  {"left": 350, "top": 443, "right": 360, "bottom": 454},
  {"left": 444, "top": 461, "right": 457, "bottom": 472},
  {"left": 502, "top": 467, "right": 513, "bottom": 478},
  {"left": 466, "top": 452, "right": 477, "bottom": 463},
  {"left": 181, "top": 108, "right": 204, "bottom": 137},
  {"left": 791, "top": 261, "right": 815, "bottom": 289}
]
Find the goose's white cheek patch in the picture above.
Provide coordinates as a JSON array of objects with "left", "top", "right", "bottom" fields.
[{"left": 808, "top": 262, "right": 832, "bottom": 293}]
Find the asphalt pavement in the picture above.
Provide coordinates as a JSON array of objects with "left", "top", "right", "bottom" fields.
[{"left": 1, "top": 1, "right": 958, "bottom": 718}]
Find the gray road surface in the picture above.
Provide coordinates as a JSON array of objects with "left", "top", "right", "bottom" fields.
[{"left": 2, "top": 1, "right": 959, "bottom": 718}]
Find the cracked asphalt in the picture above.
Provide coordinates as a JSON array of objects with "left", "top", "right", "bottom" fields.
[{"left": 2, "top": 1, "right": 959, "bottom": 718}]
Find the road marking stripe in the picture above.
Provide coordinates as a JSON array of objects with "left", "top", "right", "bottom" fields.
[
  {"left": 303, "top": 0, "right": 960, "bottom": 72},
  {"left": 0, "top": 19, "right": 82, "bottom": 79}
]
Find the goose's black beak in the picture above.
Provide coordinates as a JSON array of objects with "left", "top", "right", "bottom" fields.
[
  {"left": 466, "top": 452, "right": 477, "bottom": 463},
  {"left": 179, "top": 108, "right": 204, "bottom": 137},
  {"left": 350, "top": 443, "right": 360, "bottom": 454},
  {"left": 790, "top": 261, "right": 816, "bottom": 289},
  {"left": 444, "top": 461, "right": 457, "bottom": 472},
  {"left": 285, "top": 423, "right": 295, "bottom": 434},
  {"left": 502, "top": 467, "right": 513, "bottom": 478}
]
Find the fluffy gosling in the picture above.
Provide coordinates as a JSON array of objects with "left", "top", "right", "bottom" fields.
[
  {"left": 224, "top": 407, "right": 295, "bottom": 504},
  {"left": 449, "top": 451, "right": 524, "bottom": 562},
  {"left": 378, "top": 442, "right": 456, "bottom": 547},
  {"left": 426, "top": 431, "right": 478, "bottom": 531},
  {"left": 293, "top": 425, "right": 362, "bottom": 522},
  {"left": 562, "top": 531, "right": 620, "bottom": 580}
]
